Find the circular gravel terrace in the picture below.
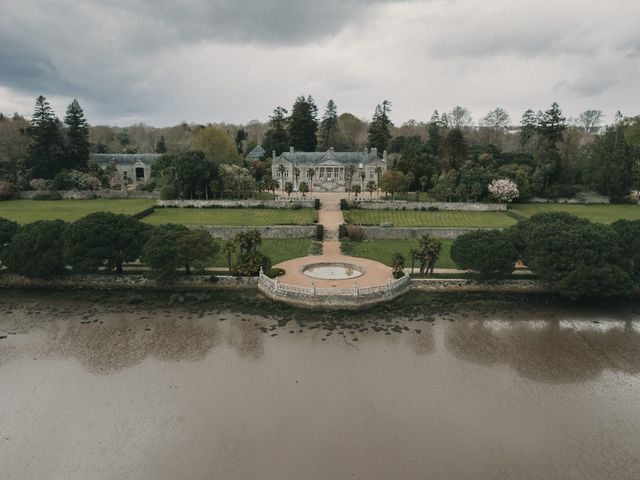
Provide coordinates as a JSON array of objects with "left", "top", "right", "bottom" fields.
[{"left": 274, "top": 242, "right": 394, "bottom": 289}]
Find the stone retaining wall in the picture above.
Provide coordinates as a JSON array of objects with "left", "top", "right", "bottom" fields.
[
  {"left": 193, "top": 225, "right": 319, "bottom": 240},
  {"left": 0, "top": 273, "right": 257, "bottom": 290},
  {"left": 411, "top": 278, "right": 547, "bottom": 293},
  {"left": 359, "top": 226, "right": 493, "bottom": 240},
  {"left": 17, "top": 190, "right": 159, "bottom": 199},
  {"left": 347, "top": 199, "right": 506, "bottom": 211},
  {"left": 158, "top": 198, "right": 316, "bottom": 209}
]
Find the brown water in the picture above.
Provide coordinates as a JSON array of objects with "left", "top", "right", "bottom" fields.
[{"left": 1, "top": 293, "right": 640, "bottom": 479}]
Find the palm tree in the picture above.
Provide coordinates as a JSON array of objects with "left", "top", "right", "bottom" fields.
[
  {"left": 409, "top": 248, "right": 419, "bottom": 275},
  {"left": 351, "top": 184, "right": 361, "bottom": 198},
  {"left": 277, "top": 164, "right": 286, "bottom": 190},
  {"left": 299, "top": 181, "right": 309, "bottom": 197},
  {"left": 359, "top": 170, "right": 366, "bottom": 189},
  {"left": 390, "top": 252, "right": 406, "bottom": 279},
  {"left": 284, "top": 181, "right": 294, "bottom": 197},
  {"left": 346, "top": 163, "right": 356, "bottom": 192},
  {"left": 366, "top": 181, "right": 376, "bottom": 197},
  {"left": 222, "top": 241, "right": 236, "bottom": 272},
  {"left": 293, "top": 166, "right": 300, "bottom": 190},
  {"left": 375, "top": 166, "right": 382, "bottom": 186},
  {"left": 307, "top": 167, "right": 315, "bottom": 191}
]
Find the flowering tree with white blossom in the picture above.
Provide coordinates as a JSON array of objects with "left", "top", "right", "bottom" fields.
[{"left": 488, "top": 178, "right": 519, "bottom": 203}]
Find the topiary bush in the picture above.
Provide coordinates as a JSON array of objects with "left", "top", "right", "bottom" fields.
[
  {"left": 314, "top": 198, "right": 320, "bottom": 209},
  {"left": 316, "top": 224, "right": 324, "bottom": 241}
]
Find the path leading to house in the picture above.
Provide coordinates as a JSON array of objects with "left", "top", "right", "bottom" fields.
[{"left": 274, "top": 194, "right": 394, "bottom": 288}]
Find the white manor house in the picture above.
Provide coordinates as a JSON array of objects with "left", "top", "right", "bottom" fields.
[{"left": 271, "top": 147, "right": 387, "bottom": 192}]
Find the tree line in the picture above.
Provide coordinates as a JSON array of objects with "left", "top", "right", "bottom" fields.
[{"left": 0, "top": 214, "right": 271, "bottom": 282}]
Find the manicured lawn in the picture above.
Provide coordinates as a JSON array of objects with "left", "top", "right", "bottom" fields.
[
  {"left": 510, "top": 203, "right": 640, "bottom": 224},
  {"left": 344, "top": 209, "right": 516, "bottom": 228},
  {"left": 344, "top": 239, "right": 455, "bottom": 269},
  {"left": 211, "top": 239, "right": 313, "bottom": 268},
  {"left": 144, "top": 207, "right": 315, "bottom": 226},
  {"left": 0, "top": 199, "right": 155, "bottom": 224}
]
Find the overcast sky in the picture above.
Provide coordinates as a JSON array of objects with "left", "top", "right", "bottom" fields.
[{"left": 1, "top": 0, "right": 639, "bottom": 127}]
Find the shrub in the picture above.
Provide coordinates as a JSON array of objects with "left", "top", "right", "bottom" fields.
[
  {"left": 542, "top": 183, "right": 576, "bottom": 199},
  {"left": 265, "top": 267, "right": 285, "bottom": 278},
  {"left": 4, "top": 221, "right": 67, "bottom": 277},
  {"left": 159, "top": 184, "right": 177, "bottom": 200},
  {"left": 338, "top": 224, "right": 347, "bottom": 238},
  {"left": 0, "top": 181, "right": 17, "bottom": 200},
  {"left": 53, "top": 170, "right": 102, "bottom": 191},
  {"left": 390, "top": 252, "right": 406, "bottom": 279},
  {"left": 32, "top": 192, "right": 63, "bottom": 200},
  {"left": 340, "top": 239, "right": 354, "bottom": 255},
  {"left": 345, "top": 225, "right": 365, "bottom": 241},
  {"left": 451, "top": 230, "right": 518, "bottom": 279},
  {"left": 427, "top": 206, "right": 439, "bottom": 211},
  {"left": 488, "top": 178, "right": 519, "bottom": 203},
  {"left": 290, "top": 203, "right": 302, "bottom": 210},
  {"left": 379, "top": 222, "right": 393, "bottom": 228},
  {"left": 64, "top": 212, "right": 151, "bottom": 274},
  {"left": 309, "top": 241, "right": 323, "bottom": 255},
  {"left": 511, "top": 213, "right": 633, "bottom": 299},
  {"left": 232, "top": 251, "right": 272, "bottom": 276}
]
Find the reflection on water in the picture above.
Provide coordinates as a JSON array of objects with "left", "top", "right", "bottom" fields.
[
  {"left": 445, "top": 318, "right": 640, "bottom": 383},
  {"left": 2, "top": 297, "right": 640, "bottom": 480}
]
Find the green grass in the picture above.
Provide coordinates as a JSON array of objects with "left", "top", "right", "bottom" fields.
[
  {"left": 344, "top": 209, "right": 516, "bottom": 228},
  {"left": 144, "top": 207, "right": 315, "bottom": 226},
  {"left": 0, "top": 199, "right": 155, "bottom": 224},
  {"left": 510, "top": 203, "right": 640, "bottom": 224},
  {"left": 211, "top": 239, "right": 313, "bottom": 267},
  {"left": 344, "top": 239, "right": 455, "bottom": 269}
]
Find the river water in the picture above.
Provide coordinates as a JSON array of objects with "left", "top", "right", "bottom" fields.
[{"left": 1, "top": 292, "right": 640, "bottom": 479}]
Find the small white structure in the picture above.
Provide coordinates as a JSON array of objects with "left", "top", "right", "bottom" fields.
[{"left": 91, "top": 154, "right": 161, "bottom": 184}]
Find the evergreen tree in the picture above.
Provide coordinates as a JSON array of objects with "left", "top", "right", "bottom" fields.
[
  {"left": 519, "top": 109, "right": 538, "bottom": 149},
  {"left": 63, "top": 99, "right": 90, "bottom": 170},
  {"left": 427, "top": 110, "right": 443, "bottom": 154},
  {"left": 287, "top": 96, "right": 318, "bottom": 151},
  {"left": 367, "top": 100, "right": 393, "bottom": 152},
  {"left": 155, "top": 135, "right": 167, "bottom": 153},
  {"left": 235, "top": 128, "right": 248, "bottom": 153},
  {"left": 538, "top": 102, "right": 567, "bottom": 143},
  {"left": 318, "top": 99, "right": 338, "bottom": 150},
  {"left": 438, "top": 128, "right": 468, "bottom": 172},
  {"left": 26, "top": 95, "right": 65, "bottom": 178},
  {"left": 262, "top": 106, "right": 289, "bottom": 156}
]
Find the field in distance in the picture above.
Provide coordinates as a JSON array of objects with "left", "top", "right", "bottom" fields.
[{"left": 344, "top": 210, "right": 516, "bottom": 228}]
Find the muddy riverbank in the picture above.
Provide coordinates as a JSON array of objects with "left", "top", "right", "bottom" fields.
[{"left": 1, "top": 290, "right": 640, "bottom": 479}]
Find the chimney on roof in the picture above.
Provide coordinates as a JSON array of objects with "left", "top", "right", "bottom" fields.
[
  {"left": 329, "top": 147, "right": 334, "bottom": 153},
  {"left": 364, "top": 147, "right": 368, "bottom": 155},
  {"left": 289, "top": 146, "right": 294, "bottom": 153},
  {"left": 272, "top": 150, "right": 276, "bottom": 160},
  {"left": 383, "top": 150, "right": 387, "bottom": 161},
  {"left": 371, "top": 147, "right": 377, "bottom": 156}
]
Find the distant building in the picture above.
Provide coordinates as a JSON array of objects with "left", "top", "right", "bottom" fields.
[
  {"left": 271, "top": 147, "right": 387, "bottom": 192},
  {"left": 91, "top": 153, "right": 161, "bottom": 183},
  {"left": 246, "top": 145, "right": 266, "bottom": 160}
]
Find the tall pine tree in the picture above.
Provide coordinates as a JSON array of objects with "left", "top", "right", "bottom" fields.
[
  {"left": 63, "top": 99, "right": 90, "bottom": 170},
  {"left": 26, "top": 95, "right": 65, "bottom": 178},
  {"left": 318, "top": 99, "right": 338, "bottom": 151},
  {"left": 287, "top": 96, "right": 318, "bottom": 152},
  {"left": 263, "top": 107, "right": 289, "bottom": 156},
  {"left": 367, "top": 100, "right": 393, "bottom": 153}
]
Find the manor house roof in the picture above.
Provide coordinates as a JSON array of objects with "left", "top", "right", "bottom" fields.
[{"left": 276, "top": 147, "right": 385, "bottom": 166}]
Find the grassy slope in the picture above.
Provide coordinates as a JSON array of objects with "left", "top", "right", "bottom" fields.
[
  {"left": 345, "top": 239, "right": 455, "bottom": 269},
  {"left": 510, "top": 203, "right": 640, "bottom": 224},
  {"left": 144, "top": 208, "right": 315, "bottom": 226},
  {"left": 0, "top": 199, "right": 155, "bottom": 224},
  {"left": 344, "top": 209, "right": 516, "bottom": 228}
]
